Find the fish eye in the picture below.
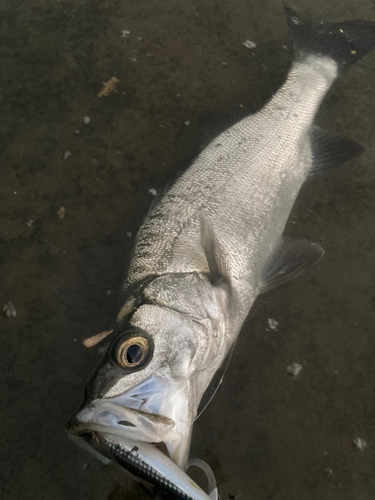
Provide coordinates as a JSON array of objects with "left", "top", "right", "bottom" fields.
[{"left": 116, "top": 335, "right": 150, "bottom": 368}]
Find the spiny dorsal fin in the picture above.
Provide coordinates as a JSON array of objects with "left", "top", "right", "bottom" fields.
[
  {"left": 259, "top": 237, "right": 324, "bottom": 294},
  {"left": 308, "top": 125, "right": 363, "bottom": 178}
]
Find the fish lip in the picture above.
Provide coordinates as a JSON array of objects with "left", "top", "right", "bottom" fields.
[
  {"left": 67, "top": 402, "right": 174, "bottom": 444},
  {"left": 69, "top": 370, "right": 193, "bottom": 468}
]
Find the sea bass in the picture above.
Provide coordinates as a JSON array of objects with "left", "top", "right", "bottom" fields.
[{"left": 68, "top": 7, "right": 375, "bottom": 499}]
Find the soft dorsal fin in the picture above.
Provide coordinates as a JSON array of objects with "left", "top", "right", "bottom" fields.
[
  {"left": 259, "top": 237, "right": 324, "bottom": 294},
  {"left": 308, "top": 125, "right": 363, "bottom": 178}
]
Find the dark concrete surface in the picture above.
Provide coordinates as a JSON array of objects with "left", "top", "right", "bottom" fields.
[{"left": 1, "top": 1, "right": 375, "bottom": 499}]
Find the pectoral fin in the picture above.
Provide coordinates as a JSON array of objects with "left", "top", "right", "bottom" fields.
[
  {"left": 200, "top": 215, "right": 229, "bottom": 287},
  {"left": 259, "top": 237, "right": 324, "bottom": 294},
  {"left": 308, "top": 125, "right": 363, "bottom": 178}
]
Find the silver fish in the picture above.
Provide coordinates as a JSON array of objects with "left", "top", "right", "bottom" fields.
[{"left": 68, "top": 7, "right": 375, "bottom": 499}]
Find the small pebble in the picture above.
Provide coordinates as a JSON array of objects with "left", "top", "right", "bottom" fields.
[
  {"left": 185, "top": 120, "right": 191, "bottom": 126},
  {"left": 286, "top": 362, "right": 303, "bottom": 376},
  {"left": 121, "top": 30, "right": 131, "bottom": 37},
  {"left": 353, "top": 437, "right": 367, "bottom": 451},
  {"left": 243, "top": 40, "right": 257, "bottom": 49},
  {"left": 268, "top": 318, "right": 279, "bottom": 331},
  {"left": 58, "top": 207, "right": 65, "bottom": 220},
  {"left": 325, "top": 468, "right": 334, "bottom": 478},
  {"left": 149, "top": 188, "right": 157, "bottom": 196},
  {"left": 2, "top": 302, "right": 17, "bottom": 319},
  {"left": 62, "top": 151, "right": 71, "bottom": 160},
  {"left": 27, "top": 220, "right": 35, "bottom": 228},
  {"left": 83, "top": 116, "right": 91, "bottom": 125},
  {"left": 126, "top": 232, "right": 132, "bottom": 238}
]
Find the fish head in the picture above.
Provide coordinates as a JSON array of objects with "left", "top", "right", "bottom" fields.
[{"left": 67, "top": 302, "right": 216, "bottom": 474}]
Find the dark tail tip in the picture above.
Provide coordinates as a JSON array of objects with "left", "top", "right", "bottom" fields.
[{"left": 284, "top": 5, "right": 375, "bottom": 67}]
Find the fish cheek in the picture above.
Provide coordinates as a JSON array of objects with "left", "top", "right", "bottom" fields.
[{"left": 168, "top": 336, "right": 198, "bottom": 379}]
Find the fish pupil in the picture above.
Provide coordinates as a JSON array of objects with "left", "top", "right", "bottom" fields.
[{"left": 126, "top": 344, "right": 143, "bottom": 364}]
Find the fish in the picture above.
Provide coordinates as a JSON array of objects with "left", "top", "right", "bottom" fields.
[{"left": 67, "top": 6, "right": 375, "bottom": 499}]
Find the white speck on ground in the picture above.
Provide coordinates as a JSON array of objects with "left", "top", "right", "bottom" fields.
[
  {"left": 83, "top": 116, "right": 90, "bottom": 125},
  {"left": 243, "top": 40, "right": 257, "bottom": 49},
  {"left": 2, "top": 302, "right": 17, "bottom": 319},
  {"left": 58, "top": 207, "right": 65, "bottom": 219},
  {"left": 268, "top": 318, "right": 279, "bottom": 330},
  {"left": 185, "top": 120, "right": 191, "bottom": 126},
  {"left": 149, "top": 188, "right": 157, "bottom": 196},
  {"left": 121, "top": 30, "right": 131, "bottom": 37},
  {"left": 286, "top": 362, "right": 303, "bottom": 376},
  {"left": 27, "top": 220, "right": 35, "bottom": 228},
  {"left": 62, "top": 151, "right": 71, "bottom": 160},
  {"left": 325, "top": 468, "right": 334, "bottom": 477},
  {"left": 126, "top": 232, "right": 132, "bottom": 238},
  {"left": 353, "top": 437, "right": 367, "bottom": 451},
  {"left": 75, "top": 129, "right": 80, "bottom": 134}
]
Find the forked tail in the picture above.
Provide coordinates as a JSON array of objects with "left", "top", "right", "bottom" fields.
[{"left": 285, "top": 5, "right": 375, "bottom": 67}]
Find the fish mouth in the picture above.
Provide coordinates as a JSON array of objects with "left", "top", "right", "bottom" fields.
[
  {"left": 67, "top": 371, "right": 193, "bottom": 472},
  {"left": 66, "top": 372, "right": 214, "bottom": 498}
]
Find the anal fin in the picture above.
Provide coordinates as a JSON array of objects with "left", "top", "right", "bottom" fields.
[
  {"left": 259, "top": 237, "right": 324, "bottom": 294},
  {"left": 308, "top": 125, "right": 363, "bottom": 178}
]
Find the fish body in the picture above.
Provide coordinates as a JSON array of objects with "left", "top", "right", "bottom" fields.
[{"left": 68, "top": 7, "right": 375, "bottom": 500}]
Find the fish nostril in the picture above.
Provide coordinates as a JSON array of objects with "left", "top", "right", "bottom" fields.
[{"left": 118, "top": 420, "right": 136, "bottom": 427}]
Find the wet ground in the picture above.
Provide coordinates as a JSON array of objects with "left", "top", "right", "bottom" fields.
[{"left": 2, "top": 1, "right": 375, "bottom": 499}]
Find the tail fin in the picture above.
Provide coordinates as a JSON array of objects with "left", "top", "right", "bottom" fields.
[{"left": 285, "top": 5, "right": 375, "bottom": 67}]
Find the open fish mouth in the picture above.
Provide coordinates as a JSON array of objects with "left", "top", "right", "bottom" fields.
[
  {"left": 68, "top": 370, "right": 192, "bottom": 464},
  {"left": 67, "top": 372, "right": 217, "bottom": 499}
]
